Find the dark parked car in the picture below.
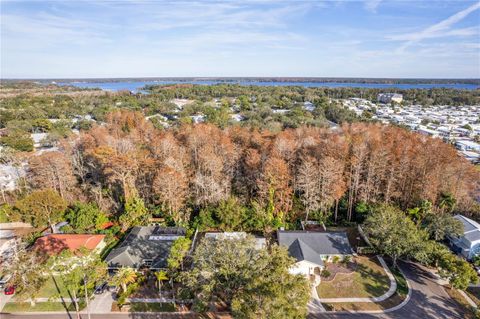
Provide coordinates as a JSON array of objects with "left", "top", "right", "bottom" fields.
[
  {"left": 4, "top": 286, "right": 15, "bottom": 295},
  {"left": 94, "top": 282, "right": 108, "bottom": 294},
  {"left": 107, "top": 284, "right": 118, "bottom": 292}
]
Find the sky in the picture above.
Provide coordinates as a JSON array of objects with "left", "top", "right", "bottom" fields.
[{"left": 1, "top": 0, "right": 480, "bottom": 79}]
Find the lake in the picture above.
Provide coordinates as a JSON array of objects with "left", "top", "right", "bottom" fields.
[{"left": 59, "top": 80, "right": 479, "bottom": 92}]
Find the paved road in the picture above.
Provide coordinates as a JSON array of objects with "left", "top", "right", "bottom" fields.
[
  {"left": 0, "top": 261, "right": 467, "bottom": 319},
  {"left": 309, "top": 261, "right": 467, "bottom": 319}
]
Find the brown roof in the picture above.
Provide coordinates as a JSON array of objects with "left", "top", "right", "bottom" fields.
[{"left": 33, "top": 234, "right": 105, "bottom": 255}]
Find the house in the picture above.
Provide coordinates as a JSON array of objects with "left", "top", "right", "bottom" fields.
[
  {"left": 204, "top": 232, "right": 266, "bottom": 249},
  {"left": 449, "top": 215, "right": 480, "bottom": 260},
  {"left": 377, "top": 93, "right": 403, "bottom": 104},
  {"left": 105, "top": 226, "right": 185, "bottom": 271},
  {"left": 277, "top": 231, "right": 354, "bottom": 276},
  {"left": 455, "top": 140, "right": 480, "bottom": 152},
  {"left": 33, "top": 234, "right": 106, "bottom": 256}
]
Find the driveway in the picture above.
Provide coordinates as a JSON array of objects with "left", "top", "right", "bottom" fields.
[{"left": 309, "top": 261, "right": 467, "bottom": 319}]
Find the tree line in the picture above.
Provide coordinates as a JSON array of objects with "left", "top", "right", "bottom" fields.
[{"left": 3, "top": 110, "right": 479, "bottom": 232}]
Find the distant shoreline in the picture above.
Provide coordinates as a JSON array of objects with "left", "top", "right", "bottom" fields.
[{"left": 2, "top": 77, "right": 480, "bottom": 85}]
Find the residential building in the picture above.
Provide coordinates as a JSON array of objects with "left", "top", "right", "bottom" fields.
[
  {"left": 105, "top": 226, "right": 185, "bottom": 271},
  {"left": 277, "top": 231, "right": 354, "bottom": 276},
  {"left": 377, "top": 93, "right": 403, "bottom": 104},
  {"left": 33, "top": 234, "right": 106, "bottom": 256},
  {"left": 449, "top": 215, "right": 480, "bottom": 260},
  {"left": 455, "top": 140, "right": 480, "bottom": 152},
  {"left": 204, "top": 232, "right": 266, "bottom": 249}
]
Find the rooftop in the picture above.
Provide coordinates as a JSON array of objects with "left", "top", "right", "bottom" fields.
[
  {"left": 277, "top": 231, "right": 353, "bottom": 266},
  {"left": 105, "top": 226, "right": 185, "bottom": 269},
  {"left": 33, "top": 234, "right": 105, "bottom": 255},
  {"left": 453, "top": 215, "right": 480, "bottom": 243}
]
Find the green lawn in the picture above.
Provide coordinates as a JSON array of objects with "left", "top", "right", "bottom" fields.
[
  {"left": 13, "top": 276, "right": 72, "bottom": 300},
  {"left": 130, "top": 302, "right": 176, "bottom": 312},
  {"left": 317, "top": 256, "right": 390, "bottom": 298},
  {"left": 12, "top": 275, "right": 80, "bottom": 303},
  {"left": 390, "top": 266, "right": 408, "bottom": 297},
  {"left": 3, "top": 301, "right": 85, "bottom": 313}
]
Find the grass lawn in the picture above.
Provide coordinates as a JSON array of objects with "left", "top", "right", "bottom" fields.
[
  {"left": 322, "top": 263, "right": 409, "bottom": 311},
  {"left": 444, "top": 287, "right": 476, "bottom": 319},
  {"left": 317, "top": 256, "right": 390, "bottom": 298},
  {"left": 13, "top": 276, "right": 70, "bottom": 301},
  {"left": 466, "top": 287, "right": 480, "bottom": 306},
  {"left": 3, "top": 301, "right": 85, "bottom": 313},
  {"left": 111, "top": 302, "right": 176, "bottom": 312},
  {"left": 37, "top": 276, "right": 71, "bottom": 298},
  {"left": 13, "top": 276, "right": 72, "bottom": 300}
]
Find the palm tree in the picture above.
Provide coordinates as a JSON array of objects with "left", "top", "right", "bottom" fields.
[
  {"left": 154, "top": 270, "right": 168, "bottom": 294},
  {"left": 111, "top": 267, "right": 137, "bottom": 293}
]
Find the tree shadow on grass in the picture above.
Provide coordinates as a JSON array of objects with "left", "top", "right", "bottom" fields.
[{"left": 355, "top": 261, "right": 391, "bottom": 298}]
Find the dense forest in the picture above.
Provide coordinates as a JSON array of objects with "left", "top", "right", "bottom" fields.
[{"left": 2, "top": 110, "right": 479, "bottom": 233}]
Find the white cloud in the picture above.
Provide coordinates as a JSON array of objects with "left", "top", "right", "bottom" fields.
[
  {"left": 364, "top": 0, "right": 382, "bottom": 13},
  {"left": 391, "top": 2, "right": 480, "bottom": 51}
]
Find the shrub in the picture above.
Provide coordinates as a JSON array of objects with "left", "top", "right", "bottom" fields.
[
  {"left": 332, "top": 256, "right": 341, "bottom": 263},
  {"left": 342, "top": 255, "right": 352, "bottom": 264},
  {"left": 321, "top": 269, "right": 331, "bottom": 278}
]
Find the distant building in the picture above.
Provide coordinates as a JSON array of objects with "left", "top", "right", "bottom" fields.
[
  {"left": 449, "top": 215, "right": 480, "bottom": 260},
  {"left": 105, "top": 226, "right": 185, "bottom": 271},
  {"left": 303, "top": 101, "right": 315, "bottom": 112},
  {"left": 377, "top": 93, "right": 403, "bottom": 104},
  {"left": 417, "top": 126, "right": 440, "bottom": 138},
  {"left": 455, "top": 140, "right": 480, "bottom": 152}
]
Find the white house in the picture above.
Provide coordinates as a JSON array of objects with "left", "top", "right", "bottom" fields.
[
  {"left": 449, "top": 215, "right": 480, "bottom": 260},
  {"left": 455, "top": 140, "right": 480, "bottom": 152},
  {"left": 377, "top": 93, "right": 403, "bottom": 104},
  {"left": 277, "top": 231, "right": 354, "bottom": 276}
]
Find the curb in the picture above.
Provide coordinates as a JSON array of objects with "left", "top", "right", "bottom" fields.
[{"left": 459, "top": 289, "right": 478, "bottom": 309}]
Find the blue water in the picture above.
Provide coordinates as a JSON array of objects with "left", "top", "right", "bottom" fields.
[{"left": 59, "top": 80, "right": 479, "bottom": 92}]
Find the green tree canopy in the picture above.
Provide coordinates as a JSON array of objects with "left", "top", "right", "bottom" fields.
[
  {"left": 16, "top": 188, "right": 67, "bottom": 233},
  {"left": 167, "top": 237, "right": 192, "bottom": 272},
  {"left": 119, "top": 195, "right": 150, "bottom": 232},
  {"left": 438, "top": 253, "right": 478, "bottom": 290},
  {"left": 420, "top": 212, "right": 463, "bottom": 241},
  {"left": 181, "top": 236, "right": 310, "bottom": 318},
  {"left": 64, "top": 202, "right": 109, "bottom": 233},
  {"left": 363, "top": 204, "right": 427, "bottom": 266}
]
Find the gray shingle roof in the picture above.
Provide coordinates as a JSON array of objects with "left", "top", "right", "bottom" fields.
[
  {"left": 453, "top": 215, "right": 480, "bottom": 244},
  {"left": 106, "top": 226, "right": 185, "bottom": 269},
  {"left": 288, "top": 238, "right": 324, "bottom": 267},
  {"left": 278, "top": 231, "right": 353, "bottom": 266}
]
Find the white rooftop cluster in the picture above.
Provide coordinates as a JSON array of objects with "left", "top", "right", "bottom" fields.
[{"left": 341, "top": 97, "right": 480, "bottom": 163}]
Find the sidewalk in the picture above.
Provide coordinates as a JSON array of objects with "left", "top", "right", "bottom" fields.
[
  {"left": 317, "top": 256, "right": 397, "bottom": 303},
  {"left": 0, "top": 294, "right": 13, "bottom": 312}
]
